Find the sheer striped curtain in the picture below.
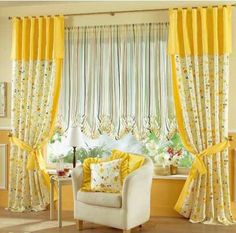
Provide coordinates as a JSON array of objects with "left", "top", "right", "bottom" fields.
[{"left": 59, "top": 23, "right": 174, "bottom": 140}]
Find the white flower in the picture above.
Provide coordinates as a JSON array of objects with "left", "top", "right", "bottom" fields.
[
  {"left": 149, "top": 151, "right": 157, "bottom": 157},
  {"left": 154, "top": 152, "right": 170, "bottom": 167},
  {"left": 146, "top": 141, "right": 159, "bottom": 152},
  {"left": 170, "top": 154, "right": 180, "bottom": 166}
]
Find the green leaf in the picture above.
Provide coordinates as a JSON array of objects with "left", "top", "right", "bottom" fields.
[
  {"left": 170, "top": 132, "right": 181, "bottom": 144},
  {"left": 148, "top": 132, "right": 157, "bottom": 141}
]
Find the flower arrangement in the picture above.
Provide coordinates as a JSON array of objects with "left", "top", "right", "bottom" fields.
[{"left": 143, "top": 131, "right": 193, "bottom": 168}]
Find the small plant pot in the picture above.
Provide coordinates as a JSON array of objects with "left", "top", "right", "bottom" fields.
[
  {"left": 154, "top": 165, "right": 170, "bottom": 176},
  {"left": 177, "top": 167, "right": 190, "bottom": 175},
  {"left": 170, "top": 165, "right": 178, "bottom": 175}
]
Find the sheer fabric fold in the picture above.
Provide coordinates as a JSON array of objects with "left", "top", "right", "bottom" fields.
[{"left": 60, "top": 23, "right": 175, "bottom": 140}]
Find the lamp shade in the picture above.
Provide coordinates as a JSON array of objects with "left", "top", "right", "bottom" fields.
[{"left": 67, "top": 126, "right": 81, "bottom": 147}]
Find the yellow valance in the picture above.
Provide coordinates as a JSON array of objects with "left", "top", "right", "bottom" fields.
[
  {"left": 11, "top": 15, "right": 64, "bottom": 60},
  {"left": 168, "top": 6, "right": 232, "bottom": 56}
]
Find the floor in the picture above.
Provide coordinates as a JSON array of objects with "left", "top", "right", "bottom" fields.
[{"left": 0, "top": 208, "right": 236, "bottom": 233}]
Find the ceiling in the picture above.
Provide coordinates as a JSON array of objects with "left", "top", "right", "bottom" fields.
[
  {"left": 0, "top": 1, "right": 74, "bottom": 7},
  {"left": 0, "top": 0, "right": 235, "bottom": 8}
]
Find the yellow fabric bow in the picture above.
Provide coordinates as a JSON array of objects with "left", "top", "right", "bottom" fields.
[
  {"left": 175, "top": 140, "right": 229, "bottom": 212},
  {"left": 191, "top": 140, "right": 230, "bottom": 176},
  {"left": 9, "top": 136, "right": 50, "bottom": 189}
]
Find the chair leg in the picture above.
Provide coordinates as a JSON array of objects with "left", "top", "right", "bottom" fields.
[
  {"left": 76, "top": 219, "right": 83, "bottom": 230},
  {"left": 138, "top": 224, "right": 142, "bottom": 231},
  {"left": 123, "top": 230, "right": 131, "bottom": 233}
]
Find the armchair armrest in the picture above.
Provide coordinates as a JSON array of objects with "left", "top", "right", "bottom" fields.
[
  {"left": 122, "top": 157, "right": 153, "bottom": 219},
  {"left": 72, "top": 165, "right": 83, "bottom": 201}
]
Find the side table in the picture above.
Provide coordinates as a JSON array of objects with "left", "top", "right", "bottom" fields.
[{"left": 50, "top": 175, "right": 72, "bottom": 228}]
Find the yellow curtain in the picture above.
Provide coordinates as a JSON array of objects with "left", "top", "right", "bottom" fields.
[
  {"left": 8, "top": 16, "right": 64, "bottom": 212},
  {"left": 168, "top": 6, "right": 234, "bottom": 224}
]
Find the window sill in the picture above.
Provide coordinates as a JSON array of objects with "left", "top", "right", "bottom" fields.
[
  {"left": 47, "top": 168, "right": 188, "bottom": 180},
  {"left": 153, "top": 174, "right": 187, "bottom": 180},
  {"left": 47, "top": 169, "right": 57, "bottom": 175}
]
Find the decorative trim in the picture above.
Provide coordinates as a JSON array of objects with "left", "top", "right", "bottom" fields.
[
  {"left": 0, "top": 126, "right": 11, "bottom": 131},
  {"left": 0, "top": 144, "right": 7, "bottom": 190},
  {"left": 1, "top": 127, "right": 235, "bottom": 133}
]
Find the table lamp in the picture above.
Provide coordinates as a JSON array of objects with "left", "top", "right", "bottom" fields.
[{"left": 67, "top": 126, "right": 81, "bottom": 168}]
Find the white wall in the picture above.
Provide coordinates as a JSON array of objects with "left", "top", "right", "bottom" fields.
[{"left": 0, "top": 1, "right": 235, "bottom": 131}]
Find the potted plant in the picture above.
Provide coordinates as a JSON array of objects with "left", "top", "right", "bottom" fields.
[
  {"left": 177, "top": 150, "right": 193, "bottom": 175},
  {"left": 143, "top": 133, "right": 171, "bottom": 176},
  {"left": 143, "top": 131, "right": 193, "bottom": 176},
  {"left": 153, "top": 152, "right": 171, "bottom": 176},
  {"left": 167, "top": 147, "right": 182, "bottom": 175},
  {"left": 167, "top": 133, "right": 193, "bottom": 175}
]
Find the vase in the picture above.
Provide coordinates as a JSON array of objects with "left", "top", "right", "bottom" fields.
[
  {"left": 170, "top": 165, "right": 177, "bottom": 175},
  {"left": 154, "top": 165, "right": 170, "bottom": 176},
  {"left": 177, "top": 167, "right": 189, "bottom": 175},
  {"left": 57, "top": 156, "right": 65, "bottom": 176}
]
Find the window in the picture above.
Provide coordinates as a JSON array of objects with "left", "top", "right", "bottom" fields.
[
  {"left": 59, "top": 23, "right": 174, "bottom": 139},
  {"left": 48, "top": 22, "right": 192, "bottom": 170}
]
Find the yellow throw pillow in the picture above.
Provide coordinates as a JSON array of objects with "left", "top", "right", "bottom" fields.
[
  {"left": 90, "top": 159, "right": 122, "bottom": 193},
  {"left": 112, "top": 149, "right": 145, "bottom": 173},
  {"left": 80, "top": 153, "right": 129, "bottom": 192},
  {"left": 80, "top": 157, "right": 100, "bottom": 191}
]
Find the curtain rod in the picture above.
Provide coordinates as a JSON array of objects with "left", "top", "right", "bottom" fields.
[{"left": 8, "top": 4, "right": 236, "bottom": 20}]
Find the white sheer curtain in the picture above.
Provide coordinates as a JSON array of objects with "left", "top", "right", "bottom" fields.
[{"left": 59, "top": 23, "right": 174, "bottom": 140}]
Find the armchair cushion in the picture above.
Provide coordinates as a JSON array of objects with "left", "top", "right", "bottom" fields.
[{"left": 77, "top": 191, "right": 122, "bottom": 208}]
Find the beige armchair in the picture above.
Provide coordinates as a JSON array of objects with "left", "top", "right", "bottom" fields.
[{"left": 72, "top": 157, "right": 153, "bottom": 233}]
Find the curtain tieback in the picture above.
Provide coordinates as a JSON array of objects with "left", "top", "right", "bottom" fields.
[
  {"left": 175, "top": 139, "right": 230, "bottom": 212},
  {"left": 9, "top": 135, "right": 51, "bottom": 190},
  {"left": 190, "top": 139, "right": 230, "bottom": 177},
  {"left": 9, "top": 135, "right": 46, "bottom": 170}
]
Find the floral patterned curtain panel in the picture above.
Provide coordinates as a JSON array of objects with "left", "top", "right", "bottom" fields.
[
  {"left": 9, "top": 16, "right": 64, "bottom": 212},
  {"left": 168, "top": 6, "right": 233, "bottom": 224},
  {"left": 59, "top": 23, "right": 175, "bottom": 140}
]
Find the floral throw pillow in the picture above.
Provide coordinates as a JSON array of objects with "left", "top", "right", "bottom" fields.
[{"left": 90, "top": 159, "right": 122, "bottom": 193}]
